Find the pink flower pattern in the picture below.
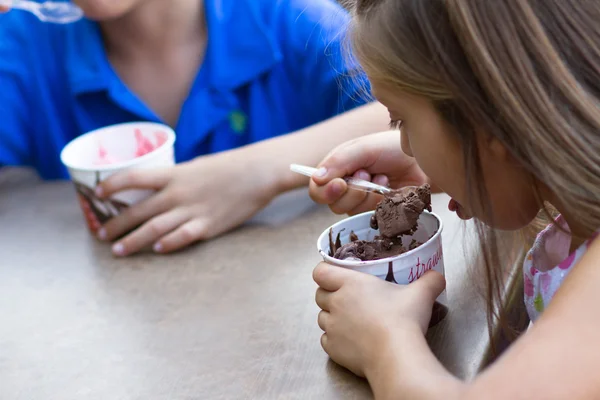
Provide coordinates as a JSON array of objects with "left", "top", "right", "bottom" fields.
[{"left": 523, "top": 215, "right": 596, "bottom": 322}]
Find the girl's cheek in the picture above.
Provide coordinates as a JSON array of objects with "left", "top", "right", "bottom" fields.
[{"left": 400, "top": 129, "right": 413, "bottom": 157}]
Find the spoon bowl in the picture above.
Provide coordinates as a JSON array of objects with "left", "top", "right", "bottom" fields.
[{"left": 36, "top": 1, "right": 83, "bottom": 23}]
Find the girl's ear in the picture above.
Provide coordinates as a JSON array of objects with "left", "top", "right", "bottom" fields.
[
  {"left": 480, "top": 131, "right": 510, "bottom": 162},
  {"left": 489, "top": 136, "right": 509, "bottom": 160}
]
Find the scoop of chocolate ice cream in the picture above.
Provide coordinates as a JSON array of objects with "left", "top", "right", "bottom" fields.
[{"left": 370, "top": 184, "right": 431, "bottom": 238}]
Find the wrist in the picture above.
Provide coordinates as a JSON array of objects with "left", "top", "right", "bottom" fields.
[
  {"left": 242, "top": 139, "right": 307, "bottom": 197},
  {"left": 364, "top": 323, "right": 464, "bottom": 400},
  {"left": 233, "top": 144, "right": 283, "bottom": 201},
  {"left": 364, "top": 324, "right": 420, "bottom": 400}
]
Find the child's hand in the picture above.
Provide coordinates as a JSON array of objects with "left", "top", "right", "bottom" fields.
[
  {"left": 95, "top": 150, "right": 277, "bottom": 256},
  {"left": 0, "top": 6, "right": 9, "bottom": 12},
  {"left": 313, "top": 262, "right": 445, "bottom": 377},
  {"left": 309, "top": 131, "right": 430, "bottom": 216}
]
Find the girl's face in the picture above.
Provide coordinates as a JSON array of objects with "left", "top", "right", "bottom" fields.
[
  {"left": 71, "top": 0, "right": 143, "bottom": 20},
  {"left": 371, "top": 79, "right": 540, "bottom": 230}
]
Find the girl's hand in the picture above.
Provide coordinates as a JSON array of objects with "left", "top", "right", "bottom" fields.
[
  {"left": 309, "top": 131, "right": 430, "bottom": 216},
  {"left": 95, "top": 149, "right": 277, "bottom": 256},
  {"left": 313, "top": 262, "right": 445, "bottom": 377}
]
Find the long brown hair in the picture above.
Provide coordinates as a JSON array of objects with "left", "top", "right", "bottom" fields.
[{"left": 347, "top": 0, "right": 600, "bottom": 342}]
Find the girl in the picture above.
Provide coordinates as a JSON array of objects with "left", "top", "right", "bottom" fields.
[
  {"left": 0, "top": 0, "right": 389, "bottom": 256},
  {"left": 310, "top": 0, "right": 600, "bottom": 398}
]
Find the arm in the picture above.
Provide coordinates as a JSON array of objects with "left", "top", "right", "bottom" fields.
[
  {"left": 243, "top": 101, "right": 390, "bottom": 196},
  {"left": 315, "top": 238, "right": 600, "bottom": 400},
  {"left": 97, "top": 101, "right": 389, "bottom": 256}
]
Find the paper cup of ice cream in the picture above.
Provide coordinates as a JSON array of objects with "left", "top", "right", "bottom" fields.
[
  {"left": 317, "top": 210, "right": 444, "bottom": 284},
  {"left": 317, "top": 210, "right": 447, "bottom": 325},
  {"left": 60, "top": 122, "right": 176, "bottom": 234}
]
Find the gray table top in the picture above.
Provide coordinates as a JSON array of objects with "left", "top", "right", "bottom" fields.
[{"left": 0, "top": 168, "right": 525, "bottom": 399}]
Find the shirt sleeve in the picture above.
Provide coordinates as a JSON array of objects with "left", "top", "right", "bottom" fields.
[
  {"left": 0, "top": 13, "right": 34, "bottom": 168},
  {"left": 278, "top": 0, "right": 372, "bottom": 122}
]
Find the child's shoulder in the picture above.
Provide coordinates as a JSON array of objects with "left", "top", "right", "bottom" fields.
[{"left": 0, "top": 10, "right": 76, "bottom": 74}]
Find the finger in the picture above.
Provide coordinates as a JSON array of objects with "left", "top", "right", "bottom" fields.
[
  {"left": 343, "top": 173, "right": 389, "bottom": 215},
  {"left": 153, "top": 218, "right": 209, "bottom": 253},
  {"left": 111, "top": 208, "right": 190, "bottom": 256},
  {"left": 317, "top": 310, "right": 331, "bottom": 332},
  {"left": 309, "top": 178, "right": 347, "bottom": 205},
  {"left": 329, "top": 170, "right": 369, "bottom": 214},
  {"left": 96, "top": 168, "right": 173, "bottom": 198},
  {"left": 313, "top": 262, "right": 356, "bottom": 292},
  {"left": 412, "top": 271, "right": 446, "bottom": 302},
  {"left": 372, "top": 174, "right": 389, "bottom": 187},
  {"left": 99, "top": 192, "right": 170, "bottom": 241},
  {"left": 346, "top": 192, "right": 383, "bottom": 216},
  {"left": 320, "top": 333, "right": 330, "bottom": 354},
  {"left": 0, "top": 6, "right": 9, "bottom": 12},
  {"left": 315, "top": 288, "right": 333, "bottom": 311}
]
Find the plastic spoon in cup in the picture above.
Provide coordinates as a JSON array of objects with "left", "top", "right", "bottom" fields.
[
  {"left": 0, "top": 0, "right": 84, "bottom": 23},
  {"left": 290, "top": 163, "right": 394, "bottom": 196}
]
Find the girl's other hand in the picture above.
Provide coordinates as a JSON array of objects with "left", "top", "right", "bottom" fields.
[
  {"left": 313, "top": 262, "right": 445, "bottom": 377},
  {"left": 94, "top": 148, "right": 277, "bottom": 257},
  {"left": 309, "top": 130, "right": 431, "bottom": 216}
]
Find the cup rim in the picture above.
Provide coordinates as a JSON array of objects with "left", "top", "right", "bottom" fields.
[
  {"left": 317, "top": 210, "right": 444, "bottom": 267},
  {"left": 60, "top": 121, "right": 176, "bottom": 173}
]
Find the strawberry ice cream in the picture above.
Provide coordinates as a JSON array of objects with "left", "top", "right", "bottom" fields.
[{"left": 94, "top": 129, "right": 168, "bottom": 165}]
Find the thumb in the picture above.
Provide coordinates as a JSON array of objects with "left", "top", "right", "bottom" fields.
[{"left": 411, "top": 270, "right": 446, "bottom": 302}]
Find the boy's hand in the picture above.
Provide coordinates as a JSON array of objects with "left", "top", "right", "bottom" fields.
[{"left": 95, "top": 148, "right": 277, "bottom": 256}]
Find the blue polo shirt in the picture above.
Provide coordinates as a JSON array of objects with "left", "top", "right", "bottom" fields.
[{"left": 0, "top": 0, "right": 368, "bottom": 180}]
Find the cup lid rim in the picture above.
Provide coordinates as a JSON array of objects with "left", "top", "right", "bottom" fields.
[{"left": 60, "top": 122, "right": 176, "bottom": 173}]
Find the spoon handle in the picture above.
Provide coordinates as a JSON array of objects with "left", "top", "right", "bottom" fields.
[
  {"left": 0, "top": 0, "right": 84, "bottom": 24},
  {"left": 289, "top": 164, "right": 392, "bottom": 195}
]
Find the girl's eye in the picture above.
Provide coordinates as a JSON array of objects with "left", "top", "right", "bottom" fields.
[{"left": 388, "top": 119, "right": 403, "bottom": 130}]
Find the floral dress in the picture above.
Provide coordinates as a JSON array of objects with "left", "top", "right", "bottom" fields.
[{"left": 523, "top": 216, "right": 598, "bottom": 322}]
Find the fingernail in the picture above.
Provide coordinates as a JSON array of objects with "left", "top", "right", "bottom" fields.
[
  {"left": 356, "top": 171, "right": 370, "bottom": 181},
  {"left": 153, "top": 242, "right": 163, "bottom": 253},
  {"left": 314, "top": 167, "right": 327, "bottom": 178},
  {"left": 97, "top": 228, "right": 107, "bottom": 240},
  {"left": 112, "top": 243, "right": 125, "bottom": 256},
  {"left": 95, "top": 187, "right": 104, "bottom": 197}
]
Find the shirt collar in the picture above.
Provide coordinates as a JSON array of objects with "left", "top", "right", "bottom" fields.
[{"left": 66, "top": 0, "right": 282, "bottom": 96}]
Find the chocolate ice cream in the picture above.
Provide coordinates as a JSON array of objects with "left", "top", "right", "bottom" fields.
[
  {"left": 331, "top": 184, "right": 432, "bottom": 261},
  {"left": 370, "top": 184, "right": 432, "bottom": 237}
]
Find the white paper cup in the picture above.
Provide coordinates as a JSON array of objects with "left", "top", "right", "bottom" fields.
[
  {"left": 60, "top": 122, "right": 176, "bottom": 234},
  {"left": 317, "top": 211, "right": 447, "bottom": 308}
]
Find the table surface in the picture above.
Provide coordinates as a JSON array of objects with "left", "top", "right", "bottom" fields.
[{"left": 0, "top": 169, "right": 525, "bottom": 400}]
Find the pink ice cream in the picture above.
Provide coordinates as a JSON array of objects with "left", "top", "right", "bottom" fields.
[{"left": 94, "top": 129, "right": 168, "bottom": 165}]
